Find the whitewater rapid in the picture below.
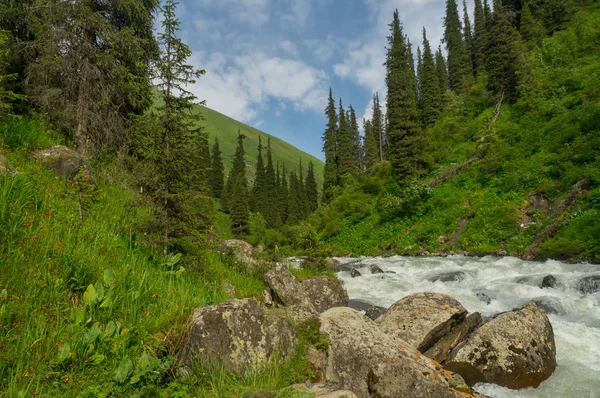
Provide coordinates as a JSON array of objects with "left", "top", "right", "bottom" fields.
[{"left": 335, "top": 255, "right": 600, "bottom": 398}]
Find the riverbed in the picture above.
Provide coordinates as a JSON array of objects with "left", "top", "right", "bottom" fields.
[{"left": 335, "top": 255, "right": 600, "bottom": 398}]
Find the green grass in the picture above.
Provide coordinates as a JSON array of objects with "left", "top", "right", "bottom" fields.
[
  {"left": 0, "top": 117, "right": 318, "bottom": 397},
  {"left": 199, "top": 106, "right": 324, "bottom": 188}
]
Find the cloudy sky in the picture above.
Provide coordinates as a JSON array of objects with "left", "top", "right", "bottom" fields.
[{"left": 178, "top": 0, "right": 469, "bottom": 159}]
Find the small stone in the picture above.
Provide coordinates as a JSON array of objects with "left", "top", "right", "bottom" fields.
[
  {"left": 540, "top": 275, "right": 559, "bottom": 289},
  {"left": 350, "top": 269, "right": 362, "bottom": 278},
  {"left": 370, "top": 265, "right": 384, "bottom": 274},
  {"left": 263, "top": 290, "right": 273, "bottom": 306}
]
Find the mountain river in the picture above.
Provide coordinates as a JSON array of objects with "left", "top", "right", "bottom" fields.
[{"left": 335, "top": 255, "right": 600, "bottom": 398}]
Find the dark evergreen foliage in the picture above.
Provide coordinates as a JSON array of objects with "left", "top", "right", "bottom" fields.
[
  {"left": 444, "top": 0, "right": 474, "bottom": 93},
  {"left": 229, "top": 133, "right": 249, "bottom": 237},
  {"left": 210, "top": 138, "right": 225, "bottom": 199},
  {"left": 419, "top": 28, "right": 442, "bottom": 127},
  {"left": 336, "top": 99, "right": 356, "bottom": 179},
  {"left": 386, "top": 10, "right": 422, "bottom": 183},
  {"left": 322, "top": 88, "right": 339, "bottom": 204}
]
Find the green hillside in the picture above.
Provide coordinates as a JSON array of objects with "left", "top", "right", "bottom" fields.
[{"left": 198, "top": 105, "right": 324, "bottom": 186}]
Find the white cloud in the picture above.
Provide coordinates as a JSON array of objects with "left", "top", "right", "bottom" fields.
[
  {"left": 333, "top": 0, "right": 463, "bottom": 122},
  {"left": 279, "top": 40, "right": 299, "bottom": 57},
  {"left": 189, "top": 52, "right": 328, "bottom": 123},
  {"left": 196, "top": 0, "right": 270, "bottom": 28},
  {"left": 280, "top": 0, "right": 312, "bottom": 27},
  {"left": 304, "top": 34, "right": 338, "bottom": 63}
]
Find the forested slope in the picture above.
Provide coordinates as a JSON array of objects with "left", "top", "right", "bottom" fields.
[{"left": 310, "top": 3, "right": 600, "bottom": 263}]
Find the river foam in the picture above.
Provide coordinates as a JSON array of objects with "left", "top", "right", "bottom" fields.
[{"left": 336, "top": 255, "right": 600, "bottom": 398}]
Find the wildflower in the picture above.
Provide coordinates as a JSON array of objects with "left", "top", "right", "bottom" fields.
[
  {"left": 143, "top": 311, "right": 149, "bottom": 316},
  {"left": 55, "top": 342, "right": 60, "bottom": 347},
  {"left": 33, "top": 392, "right": 40, "bottom": 396}
]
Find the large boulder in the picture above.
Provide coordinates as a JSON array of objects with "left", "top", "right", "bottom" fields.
[
  {"left": 445, "top": 302, "right": 556, "bottom": 389},
  {"left": 178, "top": 299, "right": 297, "bottom": 374},
  {"left": 302, "top": 276, "right": 349, "bottom": 313},
  {"left": 424, "top": 313, "right": 483, "bottom": 364},
  {"left": 429, "top": 271, "right": 467, "bottom": 283},
  {"left": 220, "top": 239, "right": 263, "bottom": 270},
  {"left": 0, "top": 154, "right": 16, "bottom": 175},
  {"left": 264, "top": 268, "right": 348, "bottom": 316},
  {"left": 34, "top": 146, "right": 94, "bottom": 183},
  {"left": 540, "top": 275, "right": 559, "bottom": 289},
  {"left": 575, "top": 275, "right": 600, "bottom": 295},
  {"left": 318, "top": 307, "right": 480, "bottom": 398},
  {"left": 376, "top": 293, "right": 467, "bottom": 352}
]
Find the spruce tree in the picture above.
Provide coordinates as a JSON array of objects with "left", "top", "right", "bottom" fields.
[
  {"left": 297, "top": 160, "right": 308, "bottom": 219},
  {"left": 363, "top": 118, "right": 378, "bottom": 172},
  {"left": 484, "top": 0, "right": 492, "bottom": 21},
  {"left": 229, "top": 133, "right": 249, "bottom": 237},
  {"left": 372, "top": 93, "right": 385, "bottom": 163},
  {"left": 540, "top": 0, "right": 574, "bottom": 34},
  {"left": 279, "top": 164, "right": 289, "bottom": 224},
  {"left": 444, "top": 0, "right": 474, "bottom": 93},
  {"left": 210, "top": 138, "right": 225, "bottom": 199},
  {"left": 348, "top": 105, "right": 364, "bottom": 171},
  {"left": 420, "top": 28, "right": 442, "bottom": 127},
  {"left": 386, "top": 10, "right": 422, "bottom": 183},
  {"left": 322, "top": 88, "right": 339, "bottom": 204},
  {"left": 250, "top": 136, "right": 267, "bottom": 214},
  {"left": 25, "top": 0, "right": 159, "bottom": 154},
  {"left": 519, "top": 1, "right": 545, "bottom": 47},
  {"left": 473, "top": 0, "right": 487, "bottom": 75},
  {"left": 286, "top": 171, "right": 302, "bottom": 225},
  {"left": 485, "top": 1, "right": 522, "bottom": 102},
  {"left": 463, "top": 0, "right": 476, "bottom": 74},
  {"left": 336, "top": 99, "right": 356, "bottom": 180},
  {"left": 264, "top": 137, "right": 280, "bottom": 227},
  {"left": 435, "top": 47, "right": 449, "bottom": 111},
  {"left": 305, "top": 161, "right": 319, "bottom": 213},
  {"left": 416, "top": 46, "right": 423, "bottom": 109}
]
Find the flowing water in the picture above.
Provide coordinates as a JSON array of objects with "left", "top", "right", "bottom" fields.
[{"left": 335, "top": 256, "right": 600, "bottom": 398}]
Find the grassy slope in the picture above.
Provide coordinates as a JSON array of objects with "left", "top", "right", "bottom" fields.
[
  {"left": 199, "top": 106, "right": 324, "bottom": 187},
  {"left": 309, "top": 4, "right": 600, "bottom": 262},
  {"left": 0, "top": 118, "right": 320, "bottom": 397}
]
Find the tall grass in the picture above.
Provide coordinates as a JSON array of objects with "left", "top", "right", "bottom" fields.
[{"left": 0, "top": 118, "right": 312, "bottom": 397}]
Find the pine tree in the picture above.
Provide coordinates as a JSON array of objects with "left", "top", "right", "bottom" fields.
[
  {"left": 348, "top": 105, "right": 364, "bottom": 172},
  {"left": 264, "top": 137, "right": 280, "bottom": 227},
  {"left": 435, "top": 47, "right": 449, "bottom": 111},
  {"left": 473, "top": 0, "right": 487, "bottom": 75},
  {"left": 386, "top": 10, "right": 422, "bottom": 183},
  {"left": 485, "top": 1, "right": 522, "bottom": 102},
  {"left": 305, "top": 161, "right": 319, "bottom": 213},
  {"left": 484, "top": 0, "right": 492, "bottom": 21},
  {"left": 297, "top": 159, "right": 308, "bottom": 219},
  {"left": 420, "top": 28, "right": 442, "bottom": 127},
  {"left": 322, "top": 88, "right": 339, "bottom": 204},
  {"left": 250, "top": 136, "right": 267, "bottom": 214},
  {"left": 463, "top": 0, "right": 476, "bottom": 74},
  {"left": 336, "top": 99, "right": 356, "bottom": 180},
  {"left": 416, "top": 47, "right": 423, "bottom": 108},
  {"left": 229, "top": 133, "right": 249, "bottom": 237},
  {"left": 444, "top": 0, "right": 474, "bottom": 93},
  {"left": 210, "top": 138, "right": 225, "bottom": 199},
  {"left": 519, "top": 1, "right": 545, "bottom": 47}
]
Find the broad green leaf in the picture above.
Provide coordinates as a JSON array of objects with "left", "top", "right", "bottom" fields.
[
  {"left": 99, "top": 297, "right": 113, "bottom": 309},
  {"left": 94, "top": 281, "right": 105, "bottom": 301},
  {"left": 58, "top": 343, "right": 71, "bottom": 363},
  {"left": 103, "top": 269, "right": 116, "bottom": 286},
  {"left": 112, "top": 355, "right": 133, "bottom": 384},
  {"left": 105, "top": 321, "right": 116, "bottom": 337},
  {"left": 73, "top": 308, "right": 85, "bottom": 325},
  {"left": 83, "top": 284, "right": 97, "bottom": 307},
  {"left": 87, "top": 322, "right": 101, "bottom": 343},
  {"left": 90, "top": 353, "right": 105, "bottom": 365}
]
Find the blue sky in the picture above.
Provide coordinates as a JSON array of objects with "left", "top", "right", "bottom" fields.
[{"left": 178, "top": 0, "right": 465, "bottom": 160}]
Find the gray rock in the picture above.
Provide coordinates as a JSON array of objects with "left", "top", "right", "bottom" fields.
[
  {"left": 529, "top": 298, "right": 566, "bottom": 315},
  {"left": 34, "top": 146, "right": 94, "bottom": 183},
  {"left": 220, "top": 240, "right": 263, "bottom": 270},
  {"left": 264, "top": 268, "right": 348, "bottom": 315},
  {"left": 0, "top": 154, "right": 16, "bottom": 175},
  {"left": 262, "top": 290, "right": 273, "bottom": 306},
  {"left": 347, "top": 299, "right": 387, "bottom": 321},
  {"left": 350, "top": 268, "right": 361, "bottom": 278},
  {"left": 179, "top": 299, "right": 297, "bottom": 374},
  {"left": 370, "top": 265, "right": 384, "bottom": 274},
  {"left": 445, "top": 302, "right": 556, "bottom": 389},
  {"left": 429, "top": 271, "right": 467, "bottom": 283},
  {"left": 476, "top": 292, "right": 493, "bottom": 305},
  {"left": 318, "top": 307, "right": 479, "bottom": 398},
  {"left": 222, "top": 282, "right": 236, "bottom": 298},
  {"left": 575, "top": 275, "right": 600, "bottom": 294},
  {"left": 540, "top": 275, "right": 559, "bottom": 289},
  {"left": 302, "top": 275, "right": 349, "bottom": 313},
  {"left": 282, "top": 383, "right": 358, "bottom": 398},
  {"left": 424, "top": 313, "right": 483, "bottom": 364},
  {"left": 376, "top": 292, "right": 467, "bottom": 352}
]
